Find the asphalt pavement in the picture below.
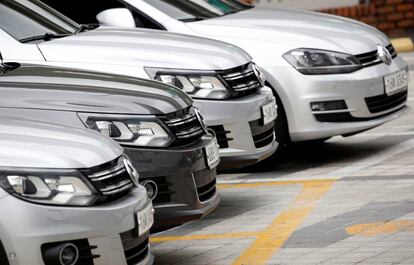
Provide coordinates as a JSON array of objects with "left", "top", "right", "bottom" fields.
[{"left": 150, "top": 67, "right": 414, "bottom": 265}]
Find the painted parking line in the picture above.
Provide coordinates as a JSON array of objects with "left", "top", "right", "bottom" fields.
[
  {"left": 151, "top": 179, "right": 335, "bottom": 265},
  {"left": 346, "top": 221, "right": 414, "bottom": 237}
]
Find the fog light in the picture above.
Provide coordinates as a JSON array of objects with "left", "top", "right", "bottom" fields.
[
  {"left": 310, "top": 100, "right": 347, "bottom": 111},
  {"left": 142, "top": 180, "right": 158, "bottom": 200},
  {"left": 44, "top": 243, "right": 79, "bottom": 265}
]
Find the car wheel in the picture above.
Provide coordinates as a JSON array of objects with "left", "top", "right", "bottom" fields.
[{"left": 273, "top": 91, "right": 291, "bottom": 145}]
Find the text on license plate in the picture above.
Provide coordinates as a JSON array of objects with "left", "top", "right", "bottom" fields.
[
  {"left": 384, "top": 70, "right": 408, "bottom": 95},
  {"left": 205, "top": 138, "right": 220, "bottom": 168},
  {"left": 137, "top": 203, "right": 154, "bottom": 236},
  {"left": 262, "top": 99, "right": 278, "bottom": 125}
]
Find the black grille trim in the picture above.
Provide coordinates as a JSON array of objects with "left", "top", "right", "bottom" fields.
[
  {"left": 0, "top": 241, "right": 9, "bottom": 265},
  {"left": 149, "top": 176, "right": 174, "bottom": 205},
  {"left": 249, "top": 119, "right": 275, "bottom": 149},
  {"left": 162, "top": 108, "right": 206, "bottom": 147},
  {"left": 81, "top": 156, "right": 134, "bottom": 205},
  {"left": 194, "top": 169, "right": 217, "bottom": 202},
  {"left": 41, "top": 239, "right": 98, "bottom": 265},
  {"left": 120, "top": 230, "right": 150, "bottom": 265},
  {"left": 365, "top": 90, "right": 408, "bottom": 113},
  {"left": 355, "top": 44, "right": 397, "bottom": 68},
  {"left": 220, "top": 63, "right": 262, "bottom": 98},
  {"left": 208, "top": 125, "right": 233, "bottom": 149}
]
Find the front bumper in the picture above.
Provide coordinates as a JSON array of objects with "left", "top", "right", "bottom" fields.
[
  {"left": 0, "top": 186, "right": 153, "bottom": 265},
  {"left": 194, "top": 87, "right": 278, "bottom": 169},
  {"left": 124, "top": 134, "right": 220, "bottom": 231},
  {"left": 265, "top": 56, "right": 409, "bottom": 141}
]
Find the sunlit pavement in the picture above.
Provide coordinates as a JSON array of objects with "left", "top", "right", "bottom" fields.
[{"left": 150, "top": 70, "right": 414, "bottom": 265}]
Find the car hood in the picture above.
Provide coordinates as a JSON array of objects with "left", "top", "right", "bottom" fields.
[
  {"left": 0, "top": 64, "right": 192, "bottom": 115},
  {"left": 188, "top": 7, "right": 389, "bottom": 55},
  {"left": 0, "top": 116, "right": 122, "bottom": 169},
  {"left": 37, "top": 27, "right": 251, "bottom": 71}
]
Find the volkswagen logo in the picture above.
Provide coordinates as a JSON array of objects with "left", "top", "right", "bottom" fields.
[
  {"left": 252, "top": 63, "right": 266, "bottom": 86},
  {"left": 123, "top": 156, "right": 140, "bottom": 187},
  {"left": 194, "top": 107, "right": 209, "bottom": 133},
  {"left": 377, "top": 44, "right": 392, "bottom": 65}
]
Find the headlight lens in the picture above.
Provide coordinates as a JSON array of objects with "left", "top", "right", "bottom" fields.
[
  {"left": 145, "top": 68, "right": 231, "bottom": 99},
  {"left": 283, "top": 48, "right": 362, "bottom": 75},
  {"left": 0, "top": 169, "right": 96, "bottom": 206},
  {"left": 78, "top": 114, "right": 173, "bottom": 148}
]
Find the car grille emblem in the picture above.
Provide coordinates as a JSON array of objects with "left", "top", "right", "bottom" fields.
[
  {"left": 377, "top": 44, "right": 392, "bottom": 65},
  {"left": 123, "top": 156, "right": 140, "bottom": 187}
]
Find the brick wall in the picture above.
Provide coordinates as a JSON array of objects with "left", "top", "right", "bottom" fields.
[
  {"left": 240, "top": 0, "right": 414, "bottom": 38},
  {"left": 319, "top": 0, "right": 413, "bottom": 38}
]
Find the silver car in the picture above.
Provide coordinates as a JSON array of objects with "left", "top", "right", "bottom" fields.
[
  {"left": 70, "top": 0, "right": 409, "bottom": 143},
  {"left": 0, "top": 0, "right": 277, "bottom": 169},
  {"left": 0, "top": 117, "right": 154, "bottom": 265}
]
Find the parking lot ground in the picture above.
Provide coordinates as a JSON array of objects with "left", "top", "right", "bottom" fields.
[{"left": 151, "top": 70, "right": 414, "bottom": 265}]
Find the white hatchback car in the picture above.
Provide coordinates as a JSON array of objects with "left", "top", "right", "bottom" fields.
[{"left": 52, "top": 0, "right": 410, "bottom": 143}]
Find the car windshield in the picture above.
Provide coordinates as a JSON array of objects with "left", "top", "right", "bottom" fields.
[
  {"left": 142, "top": 0, "right": 251, "bottom": 22},
  {"left": 0, "top": 0, "right": 80, "bottom": 42}
]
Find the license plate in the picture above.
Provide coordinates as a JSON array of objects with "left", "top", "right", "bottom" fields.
[
  {"left": 262, "top": 99, "right": 278, "bottom": 125},
  {"left": 205, "top": 138, "right": 220, "bottom": 168},
  {"left": 137, "top": 203, "right": 154, "bottom": 236},
  {"left": 384, "top": 70, "right": 408, "bottom": 95}
]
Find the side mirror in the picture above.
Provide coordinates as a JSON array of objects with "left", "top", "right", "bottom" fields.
[
  {"left": 96, "top": 8, "right": 136, "bottom": 28},
  {"left": 0, "top": 52, "right": 3, "bottom": 65}
]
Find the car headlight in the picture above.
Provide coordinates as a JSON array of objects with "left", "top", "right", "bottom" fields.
[
  {"left": 283, "top": 48, "right": 362, "bottom": 75},
  {"left": 78, "top": 114, "right": 173, "bottom": 148},
  {"left": 0, "top": 169, "right": 97, "bottom": 206},
  {"left": 145, "top": 68, "right": 231, "bottom": 99}
]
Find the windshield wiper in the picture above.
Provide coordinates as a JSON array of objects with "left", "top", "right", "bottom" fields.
[
  {"left": 20, "top": 33, "right": 70, "bottom": 43},
  {"left": 180, "top": 17, "right": 206, "bottom": 22},
  {"left": 75, "top": 24, "right": 99, "bottom": 34}
]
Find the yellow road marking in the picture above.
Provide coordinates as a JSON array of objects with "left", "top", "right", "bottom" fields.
[
  {"left": 232, "top": 180, "right": 335, "bottom": 265},
  {"left": 151, "top": 179, "right": 335, "bottom": 265},
  {"left": 218, "top": 179, "right": 331, "bottom": 190},
  {"left": 151, "top": 231, "right": 257, "bottom": 243},
  {"left": 346, "top": 220, "right": 414, "bottom": 237}
]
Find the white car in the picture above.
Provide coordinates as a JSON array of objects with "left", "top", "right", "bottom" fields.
[
  {"left": 50, "top": 0, "right": 410, "bottom": 143},
  {"left": 0, "top": 0, "right": 277, "bottom": 169},
  {"left": 0, "top": 116, "right": 154, "bottom": 265}
]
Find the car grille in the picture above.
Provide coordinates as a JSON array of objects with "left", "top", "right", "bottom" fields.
[
  {"left": 83, "top": 156, "right": 135, "bottom": 205},
  {"left": 208, "top": 125, "right": 233, "bottom": 149},
  {"left": 249, "top": 119, "right": 275, "bottom": 149},
  {"left": 120, "top": 229, "right": 150, "bottom": 265},
  {"left": 194, "top": 169, "right": 217, "bottom": 202},
  {"left": 220, "top": 63, "right": 262, "bottom": 98},
  {"left": 365, "top": 90, "right": 408, "bottom": 113},
  {"left": 355, "top": 44, "right": 397, "bottom": 68},
  {"left": 163, "top": 107, "right": 206, "bottom": 147},
  {"left": 150, "top": 176, "right": 174, "bottom": 205},
  {"left": 42, "top": 239, "right": 99, "bottom": 265}
]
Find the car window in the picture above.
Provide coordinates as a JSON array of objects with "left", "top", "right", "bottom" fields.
[
  {"left": 142, "top": 0, "right": 250, "bottom": 22},
  {"left": 0, "top": 0, "right": 79, "bottom": 41}
]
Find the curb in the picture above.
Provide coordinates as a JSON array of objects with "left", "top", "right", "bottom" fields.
[{"left": 391, "top": 37, "right": 414, "bottom": 53}]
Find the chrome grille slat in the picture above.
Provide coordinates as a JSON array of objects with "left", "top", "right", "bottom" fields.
[
  {"left": 85, "top": 157, "right": 135, "bottom": 202},
  {"left": 220, "top": 63, "right": 262, "bottom": 97},
  {"left": 163, "top": 108, "right": 206, "bottom": 146},
  {"left": 90, "top": 163, "right": 124, "bottom": 179}
]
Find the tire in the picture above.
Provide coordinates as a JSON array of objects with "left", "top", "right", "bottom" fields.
[{"left": 273, "top": 92, "right": 291, "bottom": 145}]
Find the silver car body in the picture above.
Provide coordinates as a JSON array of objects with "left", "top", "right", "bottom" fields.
[
  {"left": 0, "top": 1, "right": 277, "bottom": 166},
  {"left": 0, "top": 117, "right": 153, "bottom": 265},
  {"left": 102, "top": 1, "right": 409, "bottom": 141}
]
